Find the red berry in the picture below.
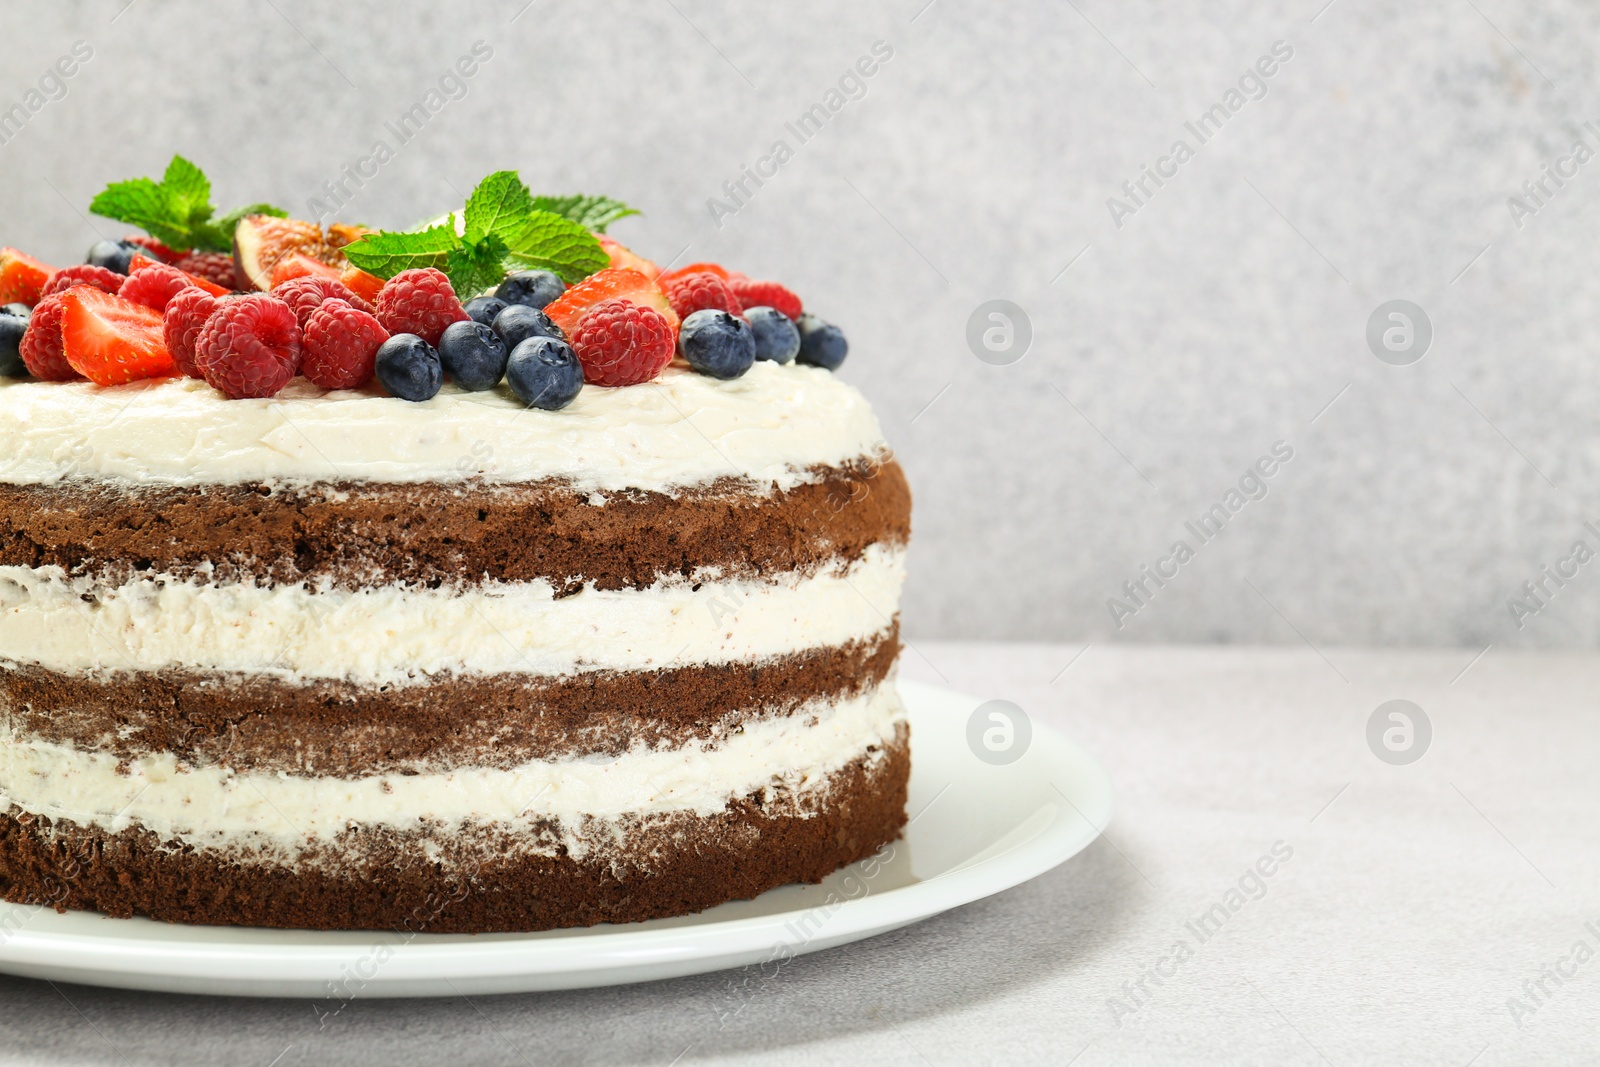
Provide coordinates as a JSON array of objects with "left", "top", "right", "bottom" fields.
[
  {"left": 271, "top": 275, "right": 372, "bottom": 329},
  {"left": 125, "top": 235, "right": 180, "bottom": 263},
  {"left": 302, "top": 298, "right": 388, "bottom": 390},
  {"left": 373, "top": 268, "right": 468, "bottom": 346},
  {"left": 18, "top": 292, "right": 79, "bottom": 380},
  {"left": 270, "top": 252, "right": 345, "bottom": 288},
  {"left": 119, "top": 263, "right": 194, "bottom": 313},
  {"left": 569, "top": 298, "right": 675, "bottom": 387},
  {"left": 194, "top": 294, "right": 301, "bottom": 399},
  {"left": 659, "top": 262, "right": 730, "bottom": 285},
  {"left": 545, "top": 268, "right": 678, "bottom": 339},
  {"left": 41, "top": 264, "right": 125, "bottom": 299},
  {"left": 663, "top": 271, "right": 740, "bottom": 320},
  {"left": 126, "top": 254, "right": 229, "bottom": 297},
  {"left": 60, "top": 288, "right": 175, "bottom": 386},
  {"left": 173, "top": 251, "right": 238, "bottom": 291},
  {"left": 0, "top": 247, "right": 55, "bottom": 305},
  {"left": 340, "top": 266, "right": 385, "bottom": 305},
  {"left": 162, "top": 287, "right": 219, "bottom": 378},
  {"left": 728, "top": 278, "right": 802, "bottom": 321}
]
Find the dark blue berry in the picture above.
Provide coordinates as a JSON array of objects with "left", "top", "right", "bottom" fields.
[
  {"left": 462, "top": 295, "right": 508, "bottom": 327},
  {"left": 85, "top": 239, "right": 146, "bottom": 276},
  {"left": 438, "top": 320, "right": 508, "bottom": 391},
  {"left": 744, "top": 306, "right": 800, "bottom": 364},
  {"left": 796, "top": 313, "right": 847, "bottom": 370},
  {"left": 374, "top": 333, "right": 443, "bottom": 402},
  {"left": 0, "top": 304, "right": 30, "bottom": 378},
  {"left": 506, "top": 336, "right": 584, "bottom": 410},
  {"left": 678, "top": 309, "right": 756, "bottom": 379},
  {"left": 495, "top": 270, "right": 565, "bottom": 310},
  {"left": 492, "top": 304, "right": 564, "bottom": 350}
]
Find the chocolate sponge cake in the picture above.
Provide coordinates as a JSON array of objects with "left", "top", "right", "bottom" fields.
[{"left": 0, "top": 365, "right": 911, "bottom": 932}]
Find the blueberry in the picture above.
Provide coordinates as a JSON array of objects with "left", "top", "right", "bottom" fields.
[
  {"left": 678, "top": 309, "right": 756, "bottom": 380},
  {"left": 374, "top": 334, "right": 443, "bottom": 402},
  {"left": 462, "top": 295, "right": 508, "bottom": 327},
  {"left": 437, "top": 320, "right": 509, "bottom": 391},
  {"left": 0, "top": 304, "right": 29, "bottom": 378},
  {"left": 492, "top": 303, "right": 564, "bottom": 350},
  {"left": 85, "top": 239, "right": 146, "bottom": 275},
  {"left": 744, "top": 306, "right": 800, "bottom": 364},
  {"left": 795, "top": 313, "right": 847, "bottom": 370},
  {"left": 506, "top": 336, "right": 584, "bottom": 410},
  {"left": 496, "top": 270, "right": 565, "bottom": 310}
]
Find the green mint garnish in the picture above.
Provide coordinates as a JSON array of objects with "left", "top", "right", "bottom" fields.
[
  {"left": 89, "top": 155, "right": 286, "bottom": 253},
  {"left": 342, "top": 171, "right": 623, "bottom": 295}
]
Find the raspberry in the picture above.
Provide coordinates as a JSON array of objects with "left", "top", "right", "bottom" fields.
[
  {"left": 194, "top": 294, "right": 301, "bottom": 399},
  {"left": 118, "top": 263, "right": 193, "bottom": 313},
  {"left": 41, "top": 264, "right": 125, "bottom": 299},
  {"left": 271, "top": 275, "right": 372, "bottom": 329},
  {"left": 125, "top": 235, "right": 179, "bottom": 263},
  {"left": 663, "top": 271, "right": 740, "bottom": 320},
  {"left": 162, "top": 287, "right": 219, "bottom": 378},
  {"left": 173, "top": 251, "right": 238, "bottom": 291},
  {"left": 302, "top": 298, "right": 388, "bottom": 390},
  {"left": 17, "top": 292, "right": 79, "bottom": 380},
  {"left": 374, "top": 268, "right": 469, "bottom": 346},
  {"left": 728, "top": 278, "right": 802, "bottom": 321},
  {"left": 569, "top": 298, "right": 675, "bottom": 387}
]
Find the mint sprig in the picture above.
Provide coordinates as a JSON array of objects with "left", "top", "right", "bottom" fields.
[
  {"left": 89, "top": 155, "right": 286, "bottom": 253},
  {"left": 343, "top": 171, "right": 623, "bottom": 295}
]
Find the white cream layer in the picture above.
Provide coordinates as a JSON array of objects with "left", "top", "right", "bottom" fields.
[
  {"left": 0, "top": 362, "right": 888, "bottom": 492},
  {"left": 0, "top": 685, "right": 903, "bottom": 857},
  {"left": 0, "top": 544, "right": 904, "bottom": 684}
]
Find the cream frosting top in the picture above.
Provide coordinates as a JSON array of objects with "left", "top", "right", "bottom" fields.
[{"left": 0, "top": 362, "right": 886, "bottom": 491}]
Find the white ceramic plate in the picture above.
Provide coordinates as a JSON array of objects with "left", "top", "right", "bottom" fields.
[{"left": 0, "top": 680, "right": 1112, "bottom": 998}]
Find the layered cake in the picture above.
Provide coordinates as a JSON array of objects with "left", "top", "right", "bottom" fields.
[{"left": 0, "top": 161, "right": 910, "bottom": 932}]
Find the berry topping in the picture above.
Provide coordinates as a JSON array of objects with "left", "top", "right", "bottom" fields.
[
  {"left": 728, "top": 277, "right": 801, "bottom": 321},
  {"left": 0, "top": 248, "right": 56, "bottom": 305},
  {"left": 374, "top": 334, "right": 443, "bottom": 402},
  {"left": 0, "top": 304, "right": 30, "bottom": 378},
  {"left": 506, "top": 336, "right": 584, "bottom": 410},
  {"left": 744, "top": 306, "right": 801, "bottom": 363},
  {"left": 194, "top": 294, "right": 301, "bottom": 399},
  {"left": 17, "top": 293, "right": 77, "bottom": 380},
  {"left": 60, "top": 287, "right": 175, "bottom": 386},
  {"left": 463, "top": 295, "right": 508, "bottom": 327},
  {"left": 596, "top": 235, "right": 660, "bottom": 280},
  {"left": 162, "top": 287, "right": 219, "bottom": 378},
  {"left": 126, "top": 254, "right": 230, "bottom": 297},
  {"left": 492, "top": 304, "right": 564, "bottom": 351},
  {"left": 125, "top": 235, "right": 180, "bottom": 263},
  {"left": 233, "top": 215, "right": 345, "bottom": 291},
  {"left": 544, "top": 268, "right": 677, "bottom": 340},
  {"left": 570, "top": 298, "right": 675, "bottom": 387},
  {"left": 437, "top": 320, "right": 508, "bottom": 392},
  {"left": 173, "top": 250, "right": 239, "bottom": 291},
  {"left": 658, "top": 262, "right": 730, "bottom": 285},
  {"left": 302, "top": 298, "right": 388, "bottom": 391},
  {"left": 271, "top": 275, "right": 372, "bottom": 329},
  {"left": 495, "top": 270, "right": 565, "bottom": 310},
  {"left": 796, "top": 313, "right": 848, "bottom": 370},
  {"left": 663, "top": 271, "right": 740, "bottom": 321},
  {"left": 339, "top": 266, "right": 385, "bottom": 305},
  {"left": 41, "top": 264, "right": 125, "bottom": 299},
  {"left": 374, "top": 268, "right": 469, "bottom": 346},
  {"left": 678, "top": 309, "right": 756, "bottom": 380},
  {"left": 270, "top": 252, "right": 345, "bottom": 288},
  {"left": 86, "top": 239, "right": 150, "bottom": 276},
  {"left": 119, "top": 263, "right": 195, "bottom": 313}
]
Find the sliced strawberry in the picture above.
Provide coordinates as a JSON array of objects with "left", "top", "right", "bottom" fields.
[
  {"left": 340, "top": 266, "right": 386, "bottom": 305},
  {"left": 0, "top": 248, "right": 56, "bottom": 305},
  {"left": 658, "top": 261, "right": 729, "bottom": 285},
  {"left": 271, "top": 252, "right": 345, "bottom": 287},
  {"left": 128, "top": 253, "right": 230, "bottom": 297},
  {"left": 545, "top": 268, "right": 677, "bottom": 338},
  {"left": 60, "top": 287, "right": 175, "bottom": 385},
  {"left": 596, "top": 235, "right": 660, "bottom": 280}
]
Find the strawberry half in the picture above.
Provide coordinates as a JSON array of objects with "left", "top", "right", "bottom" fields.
[
  {"left": 340, "top": 266, "right": 385, "bottom": 305},
  {"left": 271, "top": 252, "right": 345, "bottom": 287},
  {"left": 128, "top": 253, "right": 230, "bottom": 297},
  {"left": 545, "top": 268, "right": 678, "bottom": 339},
  {"left": 596, "top": 235, "right": 660, "bottom": 281},
  {"left": 658, "top": 261, "right": 729, "bottom": 285},
  {"left": 60, "top": 287, "right": 175, "bottom": 385},
  {"left": 0, "top": 247, "right": 55, "bottom": 305}
]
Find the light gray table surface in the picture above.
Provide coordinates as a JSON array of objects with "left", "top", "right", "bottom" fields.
[{"left": 0, "top": 641, "right": 1595, "bottom": 1066}]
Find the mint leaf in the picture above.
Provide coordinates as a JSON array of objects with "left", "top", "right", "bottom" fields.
[
  {"left": 504, "top": 210, "right": 609, "bottom": 282},
  {"left": 463, "top": 171, "right": 533, "bottom": 245},
  {"left": 447, "top": 234, "right": 511, "bottom": 298},
  {"left": 531, "top": 195, "right": 638, "bottom": 233},
  {"left": 89, "top": 155, "right": 284, "bottom": 252},
  {"left": 342, "top": 221, "right": 462, "bottom": 278},
  {"left": 89, "top": 179, "right": 188, "bottom": 248},
  {"left": 162, "top": 155, "right": 212, "bottom": 224}
]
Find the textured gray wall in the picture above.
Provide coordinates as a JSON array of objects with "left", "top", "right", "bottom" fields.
[{"left": 2, "top": 0, "right": 1596, "bottom": 649}]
